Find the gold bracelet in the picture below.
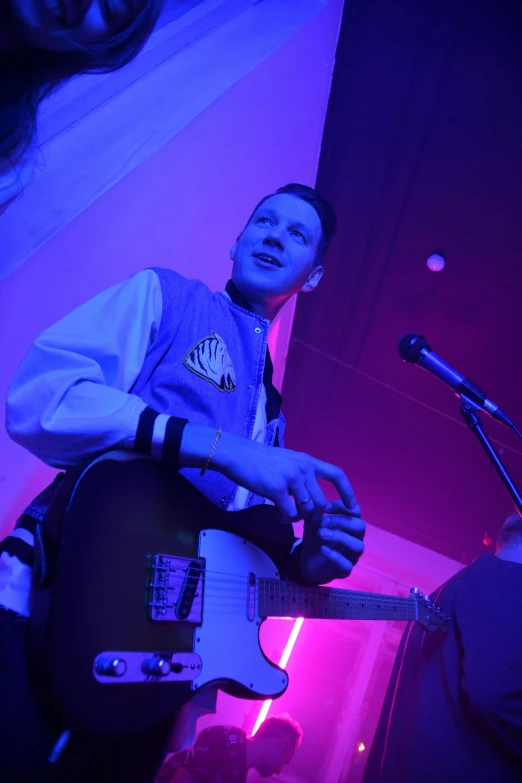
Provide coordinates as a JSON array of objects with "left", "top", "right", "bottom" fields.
[{"left": 200, "top": 429, "right": 222, "bottom": 477}]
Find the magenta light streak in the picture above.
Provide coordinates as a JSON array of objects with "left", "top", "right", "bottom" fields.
[{"left": 250, "top": 617, "right": 304, "bottom": 735}]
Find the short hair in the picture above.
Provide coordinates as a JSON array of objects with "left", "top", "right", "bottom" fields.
[
  {"left": 245, "top": 183, "right": 337, "bottom": 264},
  {"left": 255, "top": 713, "right": 303, "bottom": 748},
  {"left": 496, "top": 512, "right": 522, "bottom": 548}
]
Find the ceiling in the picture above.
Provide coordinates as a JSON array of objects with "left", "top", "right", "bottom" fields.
[{"left": 282, "top": 0, "right": 522, "bottom": 564}]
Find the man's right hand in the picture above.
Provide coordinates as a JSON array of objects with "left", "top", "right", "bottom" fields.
[{"left": 212, "top": 431, "right": 360, "bottom": 525}]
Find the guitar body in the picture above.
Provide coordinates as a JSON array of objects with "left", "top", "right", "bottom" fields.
[{"left": 30, "top": 453, "right": 293, "bottom": 735}]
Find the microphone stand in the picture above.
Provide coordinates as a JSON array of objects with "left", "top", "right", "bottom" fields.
[{"left": 460, "top": 393, "right": 522, "bottom": 516}]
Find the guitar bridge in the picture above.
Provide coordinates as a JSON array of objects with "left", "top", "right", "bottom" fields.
[{"left": 147, "top": 554, "right": 204, "bottom": 623}]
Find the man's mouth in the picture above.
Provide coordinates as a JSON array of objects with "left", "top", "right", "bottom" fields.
[{"left": 252, "top": 252, "right": 283, "bottom": 268}]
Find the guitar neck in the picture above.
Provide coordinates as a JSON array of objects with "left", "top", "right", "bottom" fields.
[{"left": 258, "top": 578, "right": 418, "bottom": 622}]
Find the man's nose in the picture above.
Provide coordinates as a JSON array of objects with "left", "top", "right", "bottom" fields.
[{"left": 262, "top": 233, "right": 285, "bottom": 250}]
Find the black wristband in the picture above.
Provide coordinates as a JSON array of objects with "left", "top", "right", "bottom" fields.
[
  {"left": 135, "top": 406, "right": 160, "bottom": 454},
  {"left": 163, "top": 416, "right": 189, "bottom": 470}
]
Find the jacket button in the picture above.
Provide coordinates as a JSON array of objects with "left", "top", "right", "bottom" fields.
[
  {"left": 220, "top": 498, "right": 227, "bottom": 506},
  {"left": 254, "top": 327, "right": 262, "bottom": 334}
]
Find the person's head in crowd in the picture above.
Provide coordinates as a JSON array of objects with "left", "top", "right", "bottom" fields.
[
  {"left": 247, "top": 714, "right": 303, "bottom": 777},
  {"left": 496, "top": 512, "right": 522, "bottom": 562}
]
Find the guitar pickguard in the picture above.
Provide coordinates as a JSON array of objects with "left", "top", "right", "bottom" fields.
[{"left": 193, "top": 529, "right": 289, "bottom": 700}]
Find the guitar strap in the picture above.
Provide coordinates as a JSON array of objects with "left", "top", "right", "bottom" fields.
[{"left": 29, "top": 462, "right": 88, "bottom": 721}]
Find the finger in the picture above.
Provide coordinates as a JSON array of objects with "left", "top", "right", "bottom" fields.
[
  {"left": 314, "top": 462, "right": 358, "bottom": 513},
  {"left": 288, "top": 479, "right": 316, "bottom": 521},
  {"left": 273, "top": 491, "right": 300, "bottom": 523},
  {"left": 302, "top": 475, "right": 327, "bottom": 526},
  {"left": 325, "top": 499, "right": 362, "bottom": 518},
  {"left": 319, "top": 528, "right": 365, "bottom": 563},
  {"left": 319, "top": 545, "right": 354, "bottom": 579},
  {"left": 321, "top": 513, "right": 367, "bottom": 541}
]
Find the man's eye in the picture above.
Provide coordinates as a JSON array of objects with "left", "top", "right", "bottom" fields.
[{"left": 257, "top": 217, "right": 270, "bottom": 225}]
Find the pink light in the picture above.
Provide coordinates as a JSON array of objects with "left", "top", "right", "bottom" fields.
[
  {"left": 279, "top": 617, "right": 303, "bottom": 668},
  {"left": 251, "top": 617, "right": 304, "bottom": 736},
  {"left": 251, "top": 698, "right": 273, "bottom": 735}
]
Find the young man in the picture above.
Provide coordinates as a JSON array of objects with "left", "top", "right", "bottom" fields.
[
  {"left": 363, "top": 512, "right": 522, "bottom": 783},
  {"left": 156, "top": 715, "right": 302, "bottom": 783},
  {"left": 0, "top": 183, "right": 365, "bottom": 781}
]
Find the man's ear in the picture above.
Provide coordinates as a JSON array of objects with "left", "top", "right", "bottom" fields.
[
  {"left": 230, "top": 235, "right": 241, "bottom": 261},
  {"left": 300, "top": 264, "right": 324, "bottom": 293}
]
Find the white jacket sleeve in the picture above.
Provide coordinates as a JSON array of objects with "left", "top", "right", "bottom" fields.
[{"left": 6, "top": 269, "right": 163, "bottom": 468}]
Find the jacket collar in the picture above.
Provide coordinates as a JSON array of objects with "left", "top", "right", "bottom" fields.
[
  {"left": 225, "top": 279, "right": 254, "bottom": 313},
  {"left": 225, "top": 279, "right": 282, "bottom": 422}
]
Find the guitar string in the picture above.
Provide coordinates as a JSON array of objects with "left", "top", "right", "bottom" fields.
[
  {"left": 147, "top": 579, "right": 420, "bottom": 619},
  {"left": 149, "top": 582, "right": 420, "bottom": 616},
  {"left": 150, "top": 566, "right": 419, "bottom": 599},
  {"left": 149, "top": 580, "right": 416, "bottom": 611},
  {"left": 149, "top": 571, "right": 420, "bottom": 606},
  {"left": 149, "top": 564, "right": 436, "bottom": 612},
  {"left": 149, "top": 578, "right": 421, "bottom": 604},
  {"left": 149, "top": 594, "right": 417, "bottom": 614},
  {"left": 145, "top": 568, "right": 439, "bottom": 619},
  {"left": 163, "top": 609, "right": 417, "bottom": 620}
]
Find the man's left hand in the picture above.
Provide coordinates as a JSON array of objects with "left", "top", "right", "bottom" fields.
[{"left": 300, "top": 499, "right": 366, "bottom": 584}]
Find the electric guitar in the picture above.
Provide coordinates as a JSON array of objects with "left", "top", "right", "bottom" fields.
[{"left": 31, "top": 451, "right": 448, "bottom": 736}]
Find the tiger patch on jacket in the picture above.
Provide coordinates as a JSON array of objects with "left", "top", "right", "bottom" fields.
[{"left": 183, "top": 331, "right": 236, "bottom": 392}]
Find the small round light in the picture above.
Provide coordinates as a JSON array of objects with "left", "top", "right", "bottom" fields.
[
  {"left": 358, "top": 742, "right": 366, "bottom": 753},
  {"left": 483, "top": 532, "right": 493, "bottom": 547},
  {"left": 427, "top": 253, "right": 445, "bottom": 272}
]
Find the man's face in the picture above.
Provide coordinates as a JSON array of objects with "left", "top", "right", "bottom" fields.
[
  {"left": 255, "top": 735, "right": 296, "bottom": 777},
  {"left": 231, "top": 193, "right": 324, "bottom": 308},
  {"left": 9, "top": 0, "right": 149, "bottom": 51}
]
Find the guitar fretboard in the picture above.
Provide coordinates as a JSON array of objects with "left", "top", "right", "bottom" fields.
[{"left": 257, "top": 578, "right": 418, "bottom": 621}]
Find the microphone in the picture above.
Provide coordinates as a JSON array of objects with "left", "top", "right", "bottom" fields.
[{"left": 397, "top": 333, "right": 516, "bottom": 430}]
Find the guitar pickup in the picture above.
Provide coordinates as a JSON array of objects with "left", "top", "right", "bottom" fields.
[
  {"left": 147, "top": 554, "right": 204, "bottom": 623},
  {"left": 176, "top": 562, "right": 203, "bottom": 620}
]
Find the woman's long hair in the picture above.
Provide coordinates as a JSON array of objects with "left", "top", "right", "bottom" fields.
[{"left": 0, "top": 0, "right": 164, "bottom": 162}]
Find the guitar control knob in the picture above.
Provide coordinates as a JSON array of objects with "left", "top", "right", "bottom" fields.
[
  {"left": 94, "top": 657, "right": 127, "bottom": 677},
  {"left": 141, "top": 656, "right": 171, "bottom": 677}
]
